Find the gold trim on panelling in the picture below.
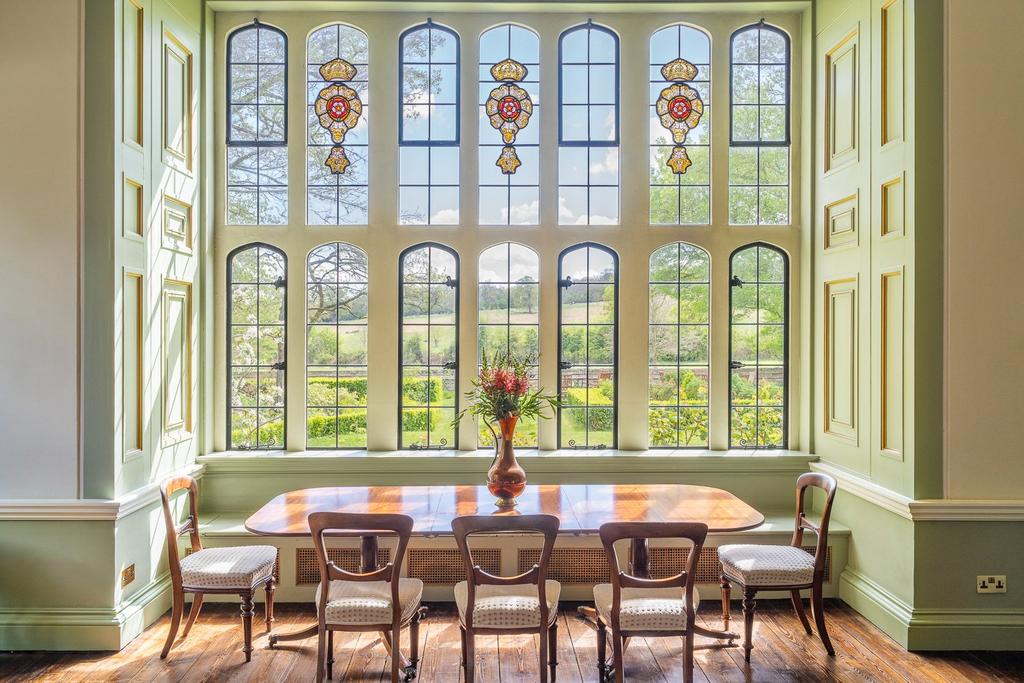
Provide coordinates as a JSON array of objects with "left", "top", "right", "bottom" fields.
[
  {"left": 123, "top": 270, "right": 144, "bottom": 457},
  {"left": 880, "top": 269, "right": 904, "bottom": 459},
  {"left": 161, "top": 194, "right": 192, "bottom": 253},
  {"left": 880, "top": 0, "right": 905, "bottom": 146},
  {"left": 294, "top": 547, "right": 391, "bottom": 585},
  {"left": 825, "top": 27, "right": 859, "bottom": 173},
  {"left": 123, "top": 0, "right": 144, "bottom": 147},
  {"left": 162, "top": 27, "right": 193, "bottom": 171},
  {"left": 823, "top": 277, "right": 858, "bottom": 443},
  {"left": 824, "top": 192, "right": 858, "bottom": 251},
  {"left": 161, "top": 279, "right": 193, "bottom": 444},
  {"left": 123, "top": 176, "right": 144, "bottom": 239},
  {"left": 880, "top": 175, "right": 904, "bottom": 238},
  {"left": 408, "top": 548, "right": 501, "bottom": 584}
]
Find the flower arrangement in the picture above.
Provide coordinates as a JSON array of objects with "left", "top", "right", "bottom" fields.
[{"left": 455, "top": 350, "right": 559, "bottom": 447}]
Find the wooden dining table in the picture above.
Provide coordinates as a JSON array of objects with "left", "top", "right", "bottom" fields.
[{"left": 245, "top": 483, "right": 764, "bottom": 647}]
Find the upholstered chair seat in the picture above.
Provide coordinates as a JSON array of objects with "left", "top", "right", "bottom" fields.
[
  {"left": 315, "top": 577, "right": 424, "bottom": 626},
  {"left": 454, "top": 580, "right": 561, "bottom": 629},
  {"left": 718, "top": 544, "right": 815, "bottom": 586},
  {"left": 593, "top": 584, "right": 701, "bottom": 632},
  {"left": 179, "top": 545, "right": 278, "bottom": 590}
]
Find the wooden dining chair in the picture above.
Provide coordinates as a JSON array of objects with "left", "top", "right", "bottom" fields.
[
  {"left": 718, "top": 472, "right": 838, "bottom": 662},
  {"left": 590, "top": 521, "right": 708, "bottom": 683},
  {"left": 452, "top": 514, "right": 561, "bottom": 683},
  {"left": 159, "top": 475, "right": 277, "bottom": 662},
  {"left": 309, "top": 512, "right": 426, "bottom": 683}
]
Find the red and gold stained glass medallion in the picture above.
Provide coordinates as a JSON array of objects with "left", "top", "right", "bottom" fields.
[
  {"left": 315, "top": 58, "right": 363, "bottom": 175},
  {"left": 656, "top": 58, "right": 704, "bottom": 175},
  {"left": 486, "top": 58, "right": 533, "bottom": 175}
]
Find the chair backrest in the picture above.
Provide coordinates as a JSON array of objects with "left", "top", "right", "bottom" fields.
[
  {"left": 451, "top": 514, "right": 560, "bottom": 630},
  {"left": 308, "top": 512, "right": 414, "bottom": 628},
  {"left": 790, "top": 472, "right": 838, "bottom": 574},
  {"left": 160, "top": 475, "right": 202, "bottom": 586},
  {"left": 598, "top": 522, "right": 708, "bottom": 633}
]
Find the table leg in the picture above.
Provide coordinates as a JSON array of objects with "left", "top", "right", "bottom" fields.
[
  {"left": 627, "top": 539, "right": 738, "bottom": 643},
  {"left": 269, "top": 535, "right": 381, "bottom": 648}
]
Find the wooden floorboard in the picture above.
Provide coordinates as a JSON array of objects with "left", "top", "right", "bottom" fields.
[{"left": 1, "top": 600, "right": 1022, "bottom": 682}]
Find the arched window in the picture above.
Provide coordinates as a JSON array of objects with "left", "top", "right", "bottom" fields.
[
  {"left": 558, "top": 243, "right": 618, "bottom": 448},
  {"left": 399, "top": 22, "right": 460, "bottom": 225},
  {"left": 649, "top": 24, "right": 711, "bottom": 225},
  {"left": 478, "top": 24, "right": 540, "bottom": 225},
  {"left": 306, "top": 243, "right": 368, "bottom": 449},
  {"left": 227, "top": 244, "right": 287, "bottom": 449},
  {"left": 478, "top": 243, "right": 539, "bottom": 446},
  {"left": 558, "top": 23, "right": 619, "bottom": 225},
  {"left": 729, "top": 243, "right": 787, "bottom": 448},
  {"left": 399, "top": 244, "right": 459, "bottom": 448},
  {"left": 649, "top": 243, "right": 710, "bottom": 448},
  {"left": 307, "top": 23, "right": 369, "bottom": 225},
  {"left": 729, "top": 23, "right": 790, "bottom": 225},
  {"left": 226, "top": 23, "right": 288, "bottom": 225}
]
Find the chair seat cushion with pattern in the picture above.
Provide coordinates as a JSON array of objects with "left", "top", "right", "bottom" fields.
[
  {"left": 454, "top": 580, "right": 561, "bottom": 629},
  {"left": 593, "top": 584, "right": 701, "bottom": 632},
  {"left": 179, "top": 545, "right": 277, "bottom": 590},
  {"left": 718, "top": 544, "right": 816, "bottom": 586},
  {"left": 315, "top": 578, "right": 424, "bottom": 626}
]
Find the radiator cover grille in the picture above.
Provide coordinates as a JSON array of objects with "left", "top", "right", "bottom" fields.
[
  {"left": 295, "top": 547, "right": 391, "bottom": 585},
  {"left": 408, "top": 548, "right": 501, "bottom": 584}
]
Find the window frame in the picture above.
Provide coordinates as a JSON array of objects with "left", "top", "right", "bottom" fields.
[
  {"left": 226, "top": 242, "right": 288, "bottom": 450},
  {"left": 556, "top": 242, "right": 620, "bottom": 450},
  {"left": 647, "top": 241, "right": 711, "bottom": 449},
  {"left": 728, "top": 21, "right": 791, "bottom": 148},
  {"left": 305, "top": 242, "right": 369, "bottom": 450},
  {"left": 727, "top": 241, "right": 789, "bottom": 449},
  {"left": 557, "top": 21, "right": 620, "bottom": 147},
  {"left": 398, "top": 20, "right": 462, "bottom": 147},
  {"left": 397, "top": 242, "right": 461, "bottom": 449},
  {"left": 226, "top": 21, "right": 289, "bottom": 148}
]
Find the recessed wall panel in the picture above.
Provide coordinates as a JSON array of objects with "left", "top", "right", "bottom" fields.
[
  {"left": 162, "top": 29, "right": 193, "bottom": 171},
  {"left": 123, "top": 271, "right": 143, "bottom": 457},
  {"left": 123, "top": 177, "right": 143, "bottom": 238},
  {"left": 824, "top": 193, "right": 858, "bottom": 250},
  {"left": 824, "top": 278, "right": 858, "bottom": 442},
  {"left": 825, "top": 28, "right": 859, "bottom": 172},
  {"left": 880, "top": 175, "right": 904, "bottom": 237},
  {"left": 880, "top": 0, "right": 905, "bottom": 145},
  {"left": 880, "top": 269, "right": 904, "bottom": 457},
  {"left": 122, "top": 0, "right": 144, "bottom": 146},
  {"left": 162, "top": 279, "right": 192, "bottom": 445}
]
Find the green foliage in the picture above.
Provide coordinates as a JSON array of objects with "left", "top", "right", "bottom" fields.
[
  {"left": 402, "top": 377, "right": 443, "bottom": 404},
  {"left": 403, "top": 409, "right": 439, "bottom": 432}
]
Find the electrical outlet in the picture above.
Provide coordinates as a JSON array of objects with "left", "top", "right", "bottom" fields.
[
  {"left": 121, "top": 563, "right": 136, "bottom": 589},
  {"left": 977, "top": 575, "right": 1007, "bottom": 594}
]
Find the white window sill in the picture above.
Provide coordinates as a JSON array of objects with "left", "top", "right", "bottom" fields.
[{"left": 197, "top": 449, "right": 816, "bottom": 474}]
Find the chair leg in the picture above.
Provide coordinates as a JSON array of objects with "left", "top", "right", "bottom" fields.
[
  {"left": 742, "top": 588, "right": 756, "bottom": 663},
  {"left": 683, "top": 629, "right": 695, "bottom": 683},
  {"left": 464, "top": 629, "right": 475, "bottom": 683},
  {"left": 811, "top": 583, "right": 835, "bottom": 656},
  {"left": 539, "top": 624, "right": 549, "bottom": 683},
  {"left": 240, "top": 591, "right": 255, "bottom": 663},
  {"left": 612, "top": 632, "right": 625, "bottom": 683},
  {"left": 390, "top": 625, "right": 401, "bottom": 683},
  {"left": 408, "top": 609, "right": 422, "bottom": 676},
  {"left": 316, "top": 626, "right": 327, "bottom": 683},
  {"left": 548, "top": 621, "right": 558, "bottom": 682},
  {"left": 182, "top": 593, "right": 204, "bottom": 639},
  {"left": 596, "top": 620, "right": 607, "bottom": 682},
  {"left": 791, "top": 589, "right": 812, "bottom": 635},
  {"left": 327, "top": 630, "right": 334, "bottom": 679},
  {"left": 721, "top": 575, "right": 732, "bottom": 622},
  {"left": 160, "top": 586, "right": 184, "bottom": 659},
  {"left": 265, "top": 578, "right": 276, "bottom": 629}
]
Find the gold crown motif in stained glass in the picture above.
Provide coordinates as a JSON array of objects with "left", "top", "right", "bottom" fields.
[
  {"left": 319, "top": 58, "right": 358, "bottom": 82},
  {"left": 490, "top": 58, "right": 529, "bottom": 83},
  {"left": 660, "top": 57, "right": 699, "bottom": 83}
]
